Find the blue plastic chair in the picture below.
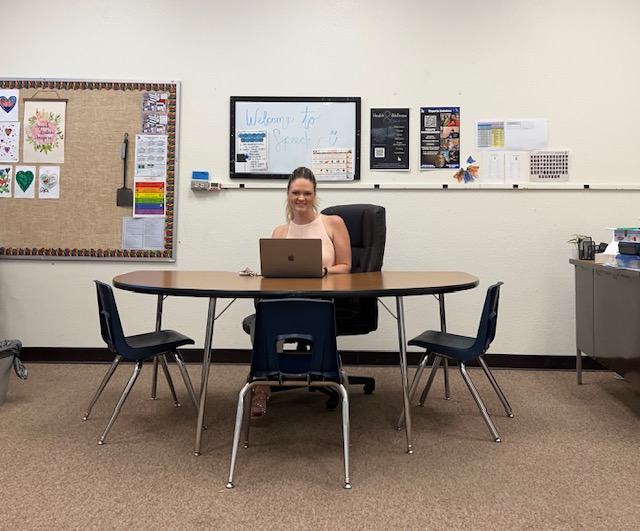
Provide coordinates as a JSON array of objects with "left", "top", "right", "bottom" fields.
[
  {"left": 399, "top": 282, "right": 512, "bottom": 442},
  {"left": 84, "top": 280, "right": 197, "bottom": 445},
  {"left": 227, "top": 298, "right": 351, "bottom": 489}
]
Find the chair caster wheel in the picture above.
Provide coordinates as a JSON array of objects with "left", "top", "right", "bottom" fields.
[{"left": 326, "top": 395, "right": 339, "bottom": 410}]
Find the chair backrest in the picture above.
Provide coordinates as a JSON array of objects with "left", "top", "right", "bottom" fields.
[
  {"left": 250, "top": 299, "right": 341, "bottom": 382},
  {"left": 94, "top": 280, "right": 128, "bottom": 355},
  {"left": 320, "top": 204, "right": 386, "bottom": 336},
  {"left": 473, "top": 282, "right": 504, "bottom": 356},
  {"left": 321, "top": 204, "right": 386, "bottom": 273}
]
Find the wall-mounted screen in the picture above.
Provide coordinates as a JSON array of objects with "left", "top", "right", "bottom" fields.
[{"left": 230, "top": 96, "right": 361, "bottom": 181}]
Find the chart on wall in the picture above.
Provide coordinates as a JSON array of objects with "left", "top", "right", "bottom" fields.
[{"left": 230, "top": 96, "right": 361, "bottom": 181}]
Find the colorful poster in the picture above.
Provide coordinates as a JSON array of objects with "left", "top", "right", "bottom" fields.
[
  {"left": 0, "top": 165, "right": 12, "bottom": 197},
  {"left": 0, "top": 122, "right": 19, "bottom": 162},
  {"left": 420, "top": 107, "right": 460, "bottom": 169},
  {"left": 0, "top": 89, "right": 19, "bottom": 121},
  {"left": 134, "top": 180, "right": 165, "bottom": 217},
  {"left": 38, "top": 166, "right": 60, "bottom": 199},
  {"left": 14, "top": 165, "right": 36, "bottom": 198},
  {"left": 22, "top": 100, "right": 66, "bottom": 163},
  {"left": 370, "top": 108, "right": 410, "bottom": 170}
]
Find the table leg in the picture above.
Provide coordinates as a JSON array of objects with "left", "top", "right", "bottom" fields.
[
  {"left": 438, "top": 294, "right": 451, "bottom": 399},
  {"left": 151, "top": 294, "right": 164, "bottom": 400},
  {"left": 395, "top": 296, "right": 413, "bottom": 454},
  {"left": 194, "top": 297, "right": 217, "bottom": 456}
]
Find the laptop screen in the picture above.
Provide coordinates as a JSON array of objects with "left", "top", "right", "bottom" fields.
[{"left": 259, "top": 238, "right": 323, "bottom": 278}]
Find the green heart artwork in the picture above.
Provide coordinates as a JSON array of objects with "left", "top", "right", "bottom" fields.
[{"left": 16, "top": 170, "right": 34, "bottom": 192}]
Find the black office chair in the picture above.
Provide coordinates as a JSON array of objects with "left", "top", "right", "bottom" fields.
[
  {"left": 321, "top": 204, "right": 386, "bottom": 395},
  {"left": 398, "top": 282, "right": 513, "bottom": 442},
  {"left": 227, "top": 299, "right": 351, "bottom": 489},
  {"left": 84, "top": 280, "right": 198, "bottom": 445}
]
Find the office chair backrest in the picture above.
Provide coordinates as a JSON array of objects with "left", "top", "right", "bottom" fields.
[
  {"left": 321, "top": 204, "right": 386, "bottom": 274},
  {"left": 474, "top": 282, "right": 504, "bottom": 356},
  {"left": 321, "top": 204, "right": 386, "bottom": 336},
  {"left": 94, "top": 280, "right": 128, "bottom": 355},
  {"left": 251, "top": 299, "right": 341, "bottom": 382}
]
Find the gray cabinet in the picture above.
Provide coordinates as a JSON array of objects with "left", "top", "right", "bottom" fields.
[{"left": 572, "top": 259, "right": 640, "bottom": 387}]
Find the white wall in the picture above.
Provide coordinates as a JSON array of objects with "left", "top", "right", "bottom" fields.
[{"left": 2, "top": 0, "right": 639, "bottom": 356}]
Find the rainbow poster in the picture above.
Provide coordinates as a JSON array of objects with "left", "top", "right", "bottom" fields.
[{"left": 134, "top": 180, "right": 165, "bottom": 216}]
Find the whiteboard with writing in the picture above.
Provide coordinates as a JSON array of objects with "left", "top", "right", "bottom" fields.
[{"left": 230, "top": 97, "right": 361, "bottom": 181}]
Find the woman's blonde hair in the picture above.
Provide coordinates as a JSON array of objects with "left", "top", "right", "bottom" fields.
[{"left": 284, "top": 166, "right": 319, "bottom": 221}]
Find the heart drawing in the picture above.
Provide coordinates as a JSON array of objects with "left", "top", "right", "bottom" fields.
[
  {"left": 40, "top": 172, "right": 58, "bottom": 189},
  {"left": 0, "top": 96, "right": 16, "bottom": 114},
  {"left": 16, "top": 170, "right": 34, "bottom": 192}
]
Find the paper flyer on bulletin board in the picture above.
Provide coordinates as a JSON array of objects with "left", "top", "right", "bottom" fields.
[{"left": 420, "top": 107, "right": 460, "bottom": 169}]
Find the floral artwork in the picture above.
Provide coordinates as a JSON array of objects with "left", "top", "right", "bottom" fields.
[
  {"left": 22, "top": 100, "right": 66, "bottom": 164},
  {"left": 0, "top": 122, "right": 19, "bottom": 162},
  {"left": 0, "top": 165, "right": 12, "bottom": 197}
]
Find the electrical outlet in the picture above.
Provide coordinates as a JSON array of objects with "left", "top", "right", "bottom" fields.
[{"left": 191, "top": 180, "right": 209, "bottom": 190}]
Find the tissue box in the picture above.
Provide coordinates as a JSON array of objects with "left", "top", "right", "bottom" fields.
[{"left": 614, "top": 228, "right": 640, "bottom": 242}]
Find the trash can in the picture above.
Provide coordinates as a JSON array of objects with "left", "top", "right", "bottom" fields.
[{"left": 0, "top": 339, "right": 27, "bottom": 405}]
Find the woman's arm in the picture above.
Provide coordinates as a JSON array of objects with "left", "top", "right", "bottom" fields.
[{"left": 325, "top": 215, "right": 352, "bottom": 274}]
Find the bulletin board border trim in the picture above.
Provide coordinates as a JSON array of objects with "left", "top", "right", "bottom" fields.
[{"left": 0, "top": 78, "right": 179, "bottom": 262}]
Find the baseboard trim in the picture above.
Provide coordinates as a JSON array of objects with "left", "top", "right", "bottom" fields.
[{"left": 19, "top": 347, "right": 608, "bottom": 371}]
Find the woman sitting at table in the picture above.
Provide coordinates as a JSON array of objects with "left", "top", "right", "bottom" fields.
[{"left": 251, "top": 166, "right": 352, "bottom": 419}]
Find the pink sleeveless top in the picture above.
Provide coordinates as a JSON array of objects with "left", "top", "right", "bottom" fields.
[{"left": 286, "top": 215, "right": 335, "bottom": 268}]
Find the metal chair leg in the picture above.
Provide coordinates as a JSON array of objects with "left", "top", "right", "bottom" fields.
[
  {"left": 418, "top": 355, "right": 442, "bottom": 406},
  {"left": 443, "top": 358, "right": 451, "bottom": 399},
  {"left": 458, "top": 362, "right": 501, "bottom": 442},
  {"left": 158, "top": 354, "right": 180, "bottom": 407},
  {"left": 336, "top": 383, "right": 351, "bottom": 489},
  {"left": 98, "top": 360, "right": 143, "bottom": 445},
  {"left": 173, "top": 351, "right": 199, "bottom": 412},
  {"left": 226, "top": 383, "right": 252, "bottom": 489},
  {"left": 83, "top": 355, "right": 122, "bottom": 420},
  {"left": 151, "top": 357, "right": 159, "bottom": 399},
  {"left": 478, "top": 357, "right": 513, "bottom": 417},
  {"left": 241, "top": 387, "right": 253, "bottom": 449}
]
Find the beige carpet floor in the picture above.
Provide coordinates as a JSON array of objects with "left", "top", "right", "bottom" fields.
[{"left": 1, "top": 362, "right": 639, "bottom": 530}]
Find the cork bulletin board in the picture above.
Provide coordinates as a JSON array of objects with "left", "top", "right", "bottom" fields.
[{"left": 0, "top": 79, "right": 179, "bottom": 260}]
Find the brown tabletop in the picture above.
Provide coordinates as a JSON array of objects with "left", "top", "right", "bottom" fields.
[{"left": 113, "top": 270, "right": 479, "bottom": 299}]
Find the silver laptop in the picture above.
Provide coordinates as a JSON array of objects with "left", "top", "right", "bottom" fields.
[{"left": 259, "top": 238, "right": 323, "bottom": 278}]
